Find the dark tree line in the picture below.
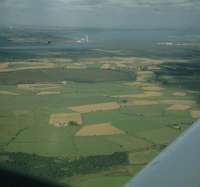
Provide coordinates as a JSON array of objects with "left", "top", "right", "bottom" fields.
[{"left": 0, "top": 151, "right": 129, "bottom": 180}]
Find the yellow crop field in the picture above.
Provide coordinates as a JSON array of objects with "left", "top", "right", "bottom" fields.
[
  {"left": 160, "top": 100, "right": 195, "bottom": 105},
  {"left": 136, "top": 71, "right": 155, "bottom": 82},
  {"left": 167, "top": 104, "right": 192, "bottom": 111},
  {"left": 142, "top": 86, "right": 164, "bottom": 91},
  {"left": 115, "top": 91, "right": 162, "bottom": 98},
  {"left": 126, "top": 100, "right": 159, "bottom": 106},
  {"left": 49, "top": 113, "right": 82, "bottom": 127},
  {"left": 69, "top": 102, "right": 120, "bottom": 113},
  {"left": 37, "top": 91, "right": 60, "bottom": 95},
  {"left": 173, "top": 92, "right": 187, "bottom": 96},
  {"left": 190, "top": 111, "right": 200, "bottom": 118},
  {"left": 0, "top": 91, "right": 19, "bottom": 96},
  {"left": 75, "top": 123, "right": 125, "bottom": 136}
]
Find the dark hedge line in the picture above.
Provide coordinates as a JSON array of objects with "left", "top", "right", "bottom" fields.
[{"left": 0, "top": 151, "right": 129, "bottom": 179}]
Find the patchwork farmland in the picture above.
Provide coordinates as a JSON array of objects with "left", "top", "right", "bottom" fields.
[{"left": 0, "top": 28, "right": 200, "bottom": 187}]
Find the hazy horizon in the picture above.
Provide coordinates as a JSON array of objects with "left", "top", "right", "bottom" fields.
[{"left": 0, "top": 0, "right": 200, "bottom": 29}]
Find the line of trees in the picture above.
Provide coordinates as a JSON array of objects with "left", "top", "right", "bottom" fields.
[{"left": 0, "top": 151, "right": 129, "bottom": 179}]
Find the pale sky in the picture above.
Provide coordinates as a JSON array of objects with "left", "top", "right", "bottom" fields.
[{"left": 0, "top": 0, "right": 200, "bottom": 28}]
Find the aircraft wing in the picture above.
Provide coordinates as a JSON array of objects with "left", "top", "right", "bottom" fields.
[{"left": 125, "top": 119, "right": 200, "bottom": 187}]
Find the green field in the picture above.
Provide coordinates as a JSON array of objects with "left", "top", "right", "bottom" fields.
[{"left": 0, "top": 54, "right": 200, "bottom": 187}]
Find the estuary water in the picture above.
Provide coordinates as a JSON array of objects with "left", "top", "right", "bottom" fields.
[{"left": 0, "top": 28, "right": 200, "bottom": 60}]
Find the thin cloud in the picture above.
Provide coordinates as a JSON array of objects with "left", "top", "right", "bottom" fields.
[
  {"left": 70, "top": 0, "right": 109, "bottom": 6},
  {"left": 1, "top": 0, "right": 199, "bottom": 9},
  {"left": 0, "top": 0, "right": 199, "bottom": 28}
]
